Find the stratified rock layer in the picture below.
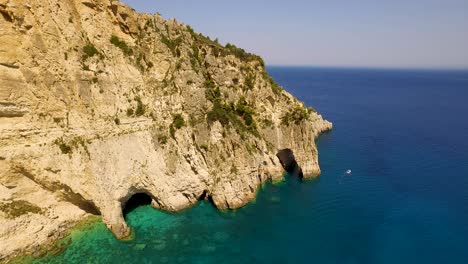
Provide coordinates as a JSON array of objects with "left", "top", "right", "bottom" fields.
[{"left": 0, "top": 0, "right": 332, "bottom": 260}]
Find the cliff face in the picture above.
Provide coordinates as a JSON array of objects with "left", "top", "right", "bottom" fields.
[{"left": 0, "top": 0, "right": 332, "bottom": 260}]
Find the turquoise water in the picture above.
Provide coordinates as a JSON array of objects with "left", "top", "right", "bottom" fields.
[{"left": 31, "top": 67, "right": 468, "bottom": 263}]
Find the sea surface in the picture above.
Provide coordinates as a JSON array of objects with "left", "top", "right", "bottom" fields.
[{"left": 30, "top": 67, "right": 468, "bottom": 264}]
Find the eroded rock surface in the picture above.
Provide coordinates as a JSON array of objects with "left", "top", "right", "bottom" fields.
[{"left": 0, "top": 0, "right": 332, "bottom": 261}]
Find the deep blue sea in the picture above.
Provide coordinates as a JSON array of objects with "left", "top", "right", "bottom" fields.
[{"left": 30, "top": 67, "right": 468, "bottom": 264}]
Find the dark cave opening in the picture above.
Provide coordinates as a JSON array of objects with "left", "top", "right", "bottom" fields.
[
  {"left": 122, "top": 193, "right": 152, "bottom": 217},
  {"left": 198, "top": 190, "right": 216, "bottom": 205},
  {"left": 276, "top": 148, "right": 304, "bottom": 179}
]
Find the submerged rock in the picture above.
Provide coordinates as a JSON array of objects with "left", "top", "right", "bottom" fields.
[{"left": 133, "top": 244, "right": 146, "bottom": 251}]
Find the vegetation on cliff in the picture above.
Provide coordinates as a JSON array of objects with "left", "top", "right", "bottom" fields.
[{"left": 0, "top": 1, "right": 331, "bottom": 261}]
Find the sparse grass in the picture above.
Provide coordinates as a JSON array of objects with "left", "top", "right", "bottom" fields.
[
  {"left": 53, "top": 136, "right": 90, "bottom": 157},
  {"left": 175, "top": 60, "right": 182, "bottom": 71},
  {"left": 0, "top": 200, "right": 42, "bottom": 219},
  {"left": 161, "top": 35, "right": 182, "bottom": 57},
  {"left": 110, "top": 35, "right": 133, "bottom": 56},
  {"left": 205, "top": 85, "right": 259, "bottom": 137},
  {"left": 230, "top": 165, "right": 239, "bottom": 174},
  {"left": 260, "top": 118, "right": 274, "bottom": 129},
  {"left": 262, "top": 71, "right": 283, "bottom": 95},
  {"left": 307, "top": 106, "right": 317, "bottom": 113},
  {"left": 244, "top": 72, "right": 255, "bottom": 91},
  {"left": 157, "top": 134, "right": 168, "bottom": 145},
  {"left": 200, "top": 144, "right": 209, "bottom": 151},
  {"left": 136, "top": 54, "right": 145, "bottom": 72}
]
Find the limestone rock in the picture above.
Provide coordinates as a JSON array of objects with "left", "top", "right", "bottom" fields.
[{"left": 0, "top": 0, "right": 332, "bottom": 261}]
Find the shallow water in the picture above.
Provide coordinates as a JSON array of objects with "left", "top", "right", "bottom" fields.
[{"left": 31, "top": 67, "right": 468, "bottom": 263}]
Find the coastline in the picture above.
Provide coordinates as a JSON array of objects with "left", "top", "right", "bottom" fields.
[
  {"left": 6, "top": 216, "right": 101, "bottom": 264},
  {"left": 0, "top": 0, "right": 331, "bottom": 261},
  {"left": 7, "top": 171, "right": 293, "bottom": 262}
]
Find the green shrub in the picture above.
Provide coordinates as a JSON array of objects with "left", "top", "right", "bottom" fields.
[
  {"left": 82, "top": 43, "right": 100, "bottom": 61},
  {"left": 307, "top": 106, "right": 317, "bottom": 113},
  {"left": 281, "top": 105, "right": 310, "bottom": 126},
  {"left": 114, "top": 117, "right": 120, "bottom": 125},
  {"left": 170, "top": 114, "right": 185, "bottom": 138},
  {"left": 126, "top": 108, "right": 134, "bottom": 117},
  {"left": 53, "top": 117, "right": 64, "bottom": 124},
  {"left": 236, "top": 97, "right": 254, "bottom": 125},
  {"left": 110, "top": 35, "right": 133, "bottom": 56},
  {"left": 135, "top": 96, "right": 145, "bottom": 116},
  {"left": 207, "top": 102, "right": 233, "bottom": 126},
  {"left": 54, "top": 138, "right": 72, "bottom": 154},
  {"left": 206, "top": 95, "right": 259, "bottom": 137},
  {"left": 186, "top": 25, "right": 195, "bottom": 36},
  {"left": 58, "top": 142, "right": 72, "bottom": 154},
  {"left": 172, "top": 114, "right": 185, "bottom": 129}
]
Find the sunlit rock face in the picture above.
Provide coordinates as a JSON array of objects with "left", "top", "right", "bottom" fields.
[{"left": 0, "top": 0, "right": 331, "bottom": 260}]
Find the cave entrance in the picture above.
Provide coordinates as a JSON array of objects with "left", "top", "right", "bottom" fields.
[
  {"left": 122, "top": 193, "right": 152, "bottom": 217},
  {"left": 276, "top": 148, "right": 304, "bottom": 179}
]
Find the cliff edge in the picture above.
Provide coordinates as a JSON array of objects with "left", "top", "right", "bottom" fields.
[{"left": 0, "top": 0, "right": 332, "bottom": 260}]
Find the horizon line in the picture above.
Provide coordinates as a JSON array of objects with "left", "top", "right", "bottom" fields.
[{"left": 266, "top": 64, "right": 468, "bottom": 71}]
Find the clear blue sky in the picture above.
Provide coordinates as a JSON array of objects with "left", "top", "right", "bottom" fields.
[{"left": 121, "top": 0, "right": 468, "bottom": 69}]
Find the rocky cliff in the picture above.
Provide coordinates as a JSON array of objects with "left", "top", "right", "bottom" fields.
[{"left": 0, "top": 0, "right": 332, "bottom": 261}]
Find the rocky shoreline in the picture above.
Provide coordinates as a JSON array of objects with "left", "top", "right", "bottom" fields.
[{"left": 0, "top": 0, "right": 332, "bottom": 261}]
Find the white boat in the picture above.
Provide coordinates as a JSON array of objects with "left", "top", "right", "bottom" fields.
[{"left": 346, "top": 170, "right": 352, "bottom": 174}]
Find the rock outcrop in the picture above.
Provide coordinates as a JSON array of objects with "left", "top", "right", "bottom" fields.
[{"left": 0, "top": 0, "right": 332, "bottom": 261}]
